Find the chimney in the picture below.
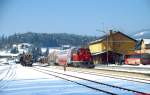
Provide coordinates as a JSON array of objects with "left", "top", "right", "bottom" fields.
[{"left": 109, "top": 30, "right": 113, "bottom": 35}]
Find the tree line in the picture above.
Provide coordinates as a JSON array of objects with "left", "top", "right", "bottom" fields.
[{"left": 0, "top": 32, "right": 97, "bottom": 49}]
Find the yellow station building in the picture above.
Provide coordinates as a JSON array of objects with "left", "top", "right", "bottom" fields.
[{"left": 89, "top": 30, "right": 137, "bottom": 64}]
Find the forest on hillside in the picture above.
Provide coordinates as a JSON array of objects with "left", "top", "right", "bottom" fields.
[{"left": 0, "top": 32, "right": 97, "bottom": 49}]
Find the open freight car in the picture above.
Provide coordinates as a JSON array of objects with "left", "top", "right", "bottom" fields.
[{"left": 20, "top": 53, "right": 33, "bottom": 66}]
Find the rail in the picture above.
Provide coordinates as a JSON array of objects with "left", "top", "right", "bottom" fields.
[{"left": 32, "top": 67, "right": 149, "bottom": 95}]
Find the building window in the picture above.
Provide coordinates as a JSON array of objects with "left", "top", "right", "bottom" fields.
[{"left": 145, "top": 44, "right": 150, "bottom": 49}]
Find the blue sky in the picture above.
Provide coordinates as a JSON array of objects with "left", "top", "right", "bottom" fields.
[{"left": 0, "top": 0, "right": 150, "bottom": 36}]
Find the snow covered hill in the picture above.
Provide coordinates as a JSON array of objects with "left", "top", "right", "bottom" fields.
[{"left": 133, "top": 29, "right": 150, "bottom": 40}]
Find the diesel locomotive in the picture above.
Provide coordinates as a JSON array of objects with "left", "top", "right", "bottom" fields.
[{"left": 48, "top": 47, "right": 94, "bottom": 68}]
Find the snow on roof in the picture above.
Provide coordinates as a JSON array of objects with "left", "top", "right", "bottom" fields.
[
  {"left": 41, "top": 48, "right": 61, "bottom": 53},
  {"left": 143, "top": 39, "right": 150, "bottom": 44},
  {"left": 13, "top": 44, "right": 17, "bottom": 47},
  {"left": 18, "top": 43, "right": 32, "bottom": 47},
  {"left": 41, "top": 48, "right": 47, "bottom": 53},
  {"left": 49, "top": 48, "right": 60, "bottom": 53},
  {"left": 18, "top": 49, "right": 29, "bottom": 54}
]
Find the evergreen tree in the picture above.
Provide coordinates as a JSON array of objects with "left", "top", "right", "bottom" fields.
[
  {"left": 0, "top": 32, "right": 97, "bottom": 49},
  {"left": 44, "top": 48, "right": 49, "bottom": 57}
]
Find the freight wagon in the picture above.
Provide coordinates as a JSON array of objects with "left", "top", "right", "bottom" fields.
[
  {"left": 38, "top": 57, "right": 48, "bottom": 64},
  {"left": 48, "top": 47, "right": 94, "bottom": 68},
  {"left": 20, "top": 53, "right": 33, "bottom": 66},
  {"left": 125, "top": 53, "right": 150, "bottom": 65}
]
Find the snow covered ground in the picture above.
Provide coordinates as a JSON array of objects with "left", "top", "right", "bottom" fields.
[
  {"left": 95, "top": 64, "right": 150, "bottom": 74},
  {"left": 38, "top": 66, "right": 150, "bottom": 94},
  {"left": 0, "top": 64, "right": 106, "bottom": 95},
  {"left": 0, "top": 60, "right": 150, "bottom": 95},
  {"left": 0, "top": 50, "right": 19, "bottom": 57},
  {"left": 0, "top": 58, "right": 8, "bottom": 65}
]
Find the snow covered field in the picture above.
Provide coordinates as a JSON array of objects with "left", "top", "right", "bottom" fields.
[
  {"left": 37, "top": 66, "right": 150, "bottom": 94},
  {"left": 0, "top": 59, "right": 150, "bottom": 95},
  {"left": 0, "top": 64, "right": 106, "bottom": 95}
]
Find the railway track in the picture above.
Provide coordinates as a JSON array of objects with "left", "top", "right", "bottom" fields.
[
  {"left": 0, "top": 64, "right": 16, "bottom": 89},
  {"left": 45, "top": 65, "right": 150, "bottom": 84},
  {"left": 0, "top": 66, "right": 10, "bottom": 75},
  {"left": 32, "top": 66, "right": 150, "bottom": 95}
]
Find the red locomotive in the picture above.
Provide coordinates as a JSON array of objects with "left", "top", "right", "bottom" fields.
[{"left": 48, "top": 47, "right": 94, "bottom": 68}]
